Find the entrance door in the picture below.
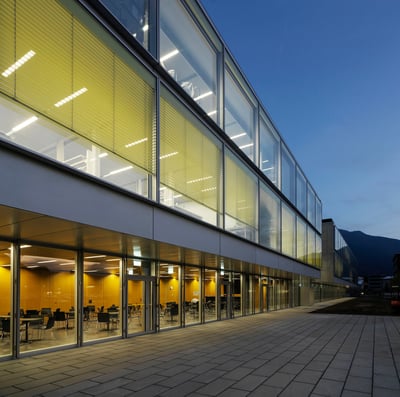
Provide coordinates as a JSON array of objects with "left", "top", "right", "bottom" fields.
[
  {"left": 261, "top": 284, "right": 268, "bottom": 312},
  {"left": 127, "top": 275, "right": 155, "bottom": 334}
]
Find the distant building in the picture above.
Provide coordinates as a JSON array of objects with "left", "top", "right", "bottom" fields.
[{"left": 320, "top": 219, "right": 359, "bottom": 300}]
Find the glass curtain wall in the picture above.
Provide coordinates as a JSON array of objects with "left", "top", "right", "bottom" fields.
[
  {"left": 296, "top": 169, "right": 307, "bottom": 217},
  {"left": 159, "top": 0, "right": 218, "bottom": 123},
  {"left": 225, "top": 150, "right": 258, "bottom": 241},
  {"left": 307, "top": 187, "right": 316, "bottom": 227},
  {"left": 19, "top": 245, "right": 76, "bottom": 353},
  {"left": 159, "top": 87, "right": 222, "bottom": 226},
  {"left": 204, "top": 268, "right": 217, "bottom": 322},
  {"left": 83, "top": 253, "right": 121, "bottom": 342},
  {"left": 159, "top": 263, "right": 180, "bottom": 329},
  {"left": 183, "top": 266, "right": 201, "bottom": 326},
  {"left": 0, "top": 0, "right": 155, "bottom": 198},
  {"left": 296, "top": 217, "right": 307, "bottom": 263},
  {"left": 0, "top": 241, "right": 12, "bottom": 358},
  {"left": 259, "top": 182, "right": 281, "bottom": 251},
  {"left": 260, "top": 115, "right": 279, "bottom": 187}
]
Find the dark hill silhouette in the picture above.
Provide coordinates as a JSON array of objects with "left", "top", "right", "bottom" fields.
[{"left": 339, "top": 230, "right": 400, "bottom": 277}]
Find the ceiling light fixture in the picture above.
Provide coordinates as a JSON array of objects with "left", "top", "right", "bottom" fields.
[
  {"left": 103, "top": 165, "right": 133, "bottom": 177},
  {"left": 160, "top": 151, "right": 178, "bottom": 159},
  {"left": 54, "top": 87, "right": 88, "bottom": 108},
  {"left": 7, "top": 116, "right": 38, "bottom": 136},
  {"left": 160, "top": 49, "right": 179, "bottom": 63},
  {"left": 230, "top": 132, "right": 246, "bottom": 140},
  {"left": 2, "top": 50, "right": 36, "bottom": 77},
  {"left": 187, "top": 176, "right": 213, "bottom": 184},
  {"left": 125, "top": 137, "right": 148, "bottom": 148},
  {"left": 239, "top": 143, "right": 254, "bottom": 149},
  {"left": 194, "top": 91, "right": 213, "bottom": 101}
]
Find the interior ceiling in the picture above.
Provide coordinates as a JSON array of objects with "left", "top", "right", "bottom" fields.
[{"left": 0, "top": 204, "right": 291, "bottom": 278}]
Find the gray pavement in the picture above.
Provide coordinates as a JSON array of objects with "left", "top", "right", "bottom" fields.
[{"left": 0, "top": 299, "right": 399, "bottom": 397}]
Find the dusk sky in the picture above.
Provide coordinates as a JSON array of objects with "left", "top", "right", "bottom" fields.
[{"left": 201, "top": 0, "right": 400, "bottom": 240}]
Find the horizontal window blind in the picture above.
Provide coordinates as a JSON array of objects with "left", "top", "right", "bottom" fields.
[{"left": 0, "top": 1, "right": 15, "bottom": 97}]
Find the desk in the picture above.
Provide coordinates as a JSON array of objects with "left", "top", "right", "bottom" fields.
[{"left": 20, "top": 317, "right": 42, "bottom": 343}]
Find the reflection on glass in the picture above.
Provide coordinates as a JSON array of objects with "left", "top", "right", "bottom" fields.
[
  {"left": 0, "top": 242, "right": 12, "bottom": 357},
  {"left": 100, "top": 0, "right": 150, "bottom": 50},
  {"left": 260, "top": 116, "right": 279, "bottom": 186},
  {"left": 159, "top": 263, "right": 180, "bottom": 329},
  {"left": 307, "top": 187, "right": 316, "bottom": 226},
  {"left": 184, "top": 266, "right": 200, "bottom": 325},
  {"left": 160, "top": 0, "right": 217, "bottom": 122},
  {"left": 19, "top": 245, "right": 76, "bottom": 353},
  {"left": 225, "top": 71, "right": 255, "bottom": 161},
  {"left": 307, "top": 228, "right": 316, "bottom": 266},
  {"left": 83, "top": 253, "right": 121, "bottom": 342}
]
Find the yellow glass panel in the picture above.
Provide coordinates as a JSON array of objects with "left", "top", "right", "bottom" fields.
[
  {"left": 225, "top": 153, "right": 256, "bottom": 227},
  {"left": 114, "top": 58, "right": 154, "bottom": 172},
  {"left": 15, "top": 0, "right": 73, "bottom": 127},
  {"left": 160, "top": 95, "right": 220, "bottom": 211},
  {"left": 0, "top": 1, "right": 15, "bottom": 97},
  {"left": 73, "top": 21, "right": 113, "bottom": 148}
]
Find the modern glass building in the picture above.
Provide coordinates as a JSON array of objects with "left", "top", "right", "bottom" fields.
[{"left": 0, "top": 0, "right": 341, "bottom": 359}]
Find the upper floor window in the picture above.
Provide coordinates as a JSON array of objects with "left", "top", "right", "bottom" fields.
[
  {"left": 260, "top": 115, "right": 279, "bottom": 186},
  {"left": 281, "top": 145, "right": 295, "bottom": 203},
  {"left": 224, "top": 67, "right": 256, "bottom": 162},
  {"left": 100, "top": 0, "right": 151, "bottom": 50},
  {"left": 160, "top": 0, "right": 218, "bottom": 123}
]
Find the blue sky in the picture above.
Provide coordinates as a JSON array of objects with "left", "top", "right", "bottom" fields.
[{"left": 201, "top": 0, "right": 400, "bottom": 240}]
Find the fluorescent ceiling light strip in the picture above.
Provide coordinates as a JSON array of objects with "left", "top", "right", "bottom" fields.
[
  {"left": 7, "top": 116, "right": 38, "bottom": 136},
  {"left": 106, "top": 258, "right": 120, "bottom": 262},
  {"left": 54, "top": 87, "right": 88, "bottom": 108},
  {"left": 99, "top": 153, "right": 108, "bottom": 158},
  {"left": 125, "top": 137, "right": 148, "bottom": 148},
  {"left": 262, "top": 159, "right": 270, "bottom": 163},
  {"left": 104, "top": 266, "right": 119, "bottom": 270},
  {"left": 104, "top": 165, "right": 133, "bottom": 177},
  {"left": 187, "top": 176, "right": 213, "bottom": 184},
  {"left": 37, "top": 259, "right": 57, "bottom": 264},
  {"left": 160, "top": 49, "right": 179, "bottom": 63},
  {"left": 239, "top": 143, "right": 254, "bottom": 149},
  {"left": 194, "top": 91, "right": 213, "bottom": 101},
  {"left": 26, "top": 265, "right": 40, "bottom": 269},
  {"left": 201, "top": 187, "right": 216, "bottom": 192},
  {"left": 207, "top": 110, "right": 217, "bottom": 116},
  {"left": 263, "top": 167, "right": 274, "bottom": 171},
  {"left": 230, "top": 133, "right": 246, "bottom": 140},
  {"left": 85, "top": 255, "right": 106, "bottom": 259},
  {"left": 2, "top": 50, "right": 36, "bottom": 77},
  {"left": 160, "top": 151, "right": 178, "bottom": 159}
]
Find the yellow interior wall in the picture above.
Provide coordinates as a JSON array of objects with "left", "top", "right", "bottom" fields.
[
  {"left": 184, "top": 279, "right": 200, "bottom": 301},
  {"left": 160, "top": 278, "right": 179, "bottom": 305},
  {"left": 128, "top": 280, "right": 143, "bottom": 305},
  {"left": 0, "top": 267, "right": 11, "bottom": 314},
  {"left": 204, "top": 279, "right": 216, "bottom": 297},
  {"left": 84, "top": 274, "right": 120, "bottom": 309},
  {"left": 20, "top": 269, "right": 75, "bottom": 312}
]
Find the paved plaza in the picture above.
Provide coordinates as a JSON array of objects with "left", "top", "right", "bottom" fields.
[{"left": 0, "top": 299, "right": 399, "bottom": 397}]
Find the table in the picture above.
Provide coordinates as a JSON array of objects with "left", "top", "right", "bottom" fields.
[{"left": 20, "top": 317, "right": 42, "bottom": 343}]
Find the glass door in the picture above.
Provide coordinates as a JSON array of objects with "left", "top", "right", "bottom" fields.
[{"left": 127, "top": 259, "right": 155, "bottom": 334}]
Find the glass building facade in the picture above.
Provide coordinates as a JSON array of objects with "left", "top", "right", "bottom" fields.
[{"left": 0, "top": 0, "right": 342, "bottom": 359}]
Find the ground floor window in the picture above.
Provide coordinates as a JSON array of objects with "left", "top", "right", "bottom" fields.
[{"left": 0, "top": 240, "right": 297, "bottom": 359}]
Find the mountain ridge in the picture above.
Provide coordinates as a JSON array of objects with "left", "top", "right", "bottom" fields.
[{"left": 339, "top": 229, "right": 400, "bottom": 277}]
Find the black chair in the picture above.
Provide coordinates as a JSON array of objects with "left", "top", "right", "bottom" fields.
[
  {"left": 31, "top": 316, "right": 55, "bottom": 340},
  {"left": 97, "top": 312, "right": 111, "bottom": 330},
  {"left": 54, "top": 310, "right": 66, "bottom": 328},
  {"left": 1, "top": 319, "right": 10, "bottom": 339}
]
